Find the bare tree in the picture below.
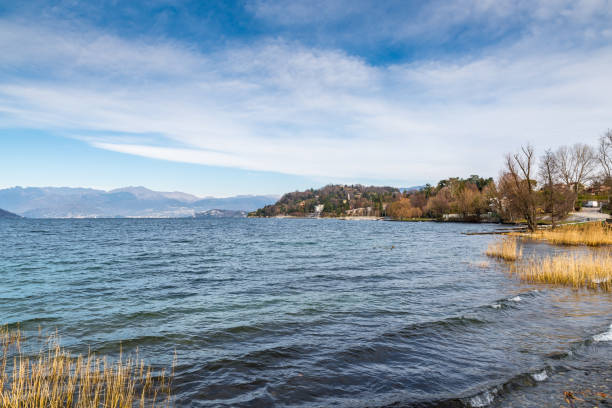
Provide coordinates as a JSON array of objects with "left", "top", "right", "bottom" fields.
[
  {"left": 537, "top": 149, "right": 573, "bottom": 227},
  {"left": 598, "top": 129, "right": 612, "bottom": 180},
  {"left": 555, "top": 143, "right": 597, "bottom": 196},
  {"left": 502, "top": 145, "right": 538, "bottom": 231},
  {"left": 539, "top": 149, "right": 559, "bottom": 227}
]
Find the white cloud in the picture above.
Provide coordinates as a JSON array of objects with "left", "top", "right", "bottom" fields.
[{"left": 0, "top": 8, "right": 611, "bottom": 183}]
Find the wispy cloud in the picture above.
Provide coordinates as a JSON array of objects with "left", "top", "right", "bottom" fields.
[{"left": 0, "top": 1, "right": 611, "bottom": 183}]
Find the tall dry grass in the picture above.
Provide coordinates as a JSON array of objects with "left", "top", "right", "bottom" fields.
[
  {"left": 485, "top": 237, "right": 522, "bottom": 261},
  {"left": 528, "top": 222, "right": 612, "bottom": 246},
  {"left": 0, "top": 326, "right": 174, "bottom": 407},
  {"left": 512, "top": 253, "right": 612, "bottom": 291}
]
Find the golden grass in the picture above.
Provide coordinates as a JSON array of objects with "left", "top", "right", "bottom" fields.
[
  {"left": 526, "top": 222, "right": 612, "bottom": 246},
  {"left": 1, "top": 326, "right": 174, "bottom": 407},
  {"left": 512, "top": 253, "right": 612, "bottom": 291},
  {"left": 485, "top": 237, "right": 522, "bottom": 261}
]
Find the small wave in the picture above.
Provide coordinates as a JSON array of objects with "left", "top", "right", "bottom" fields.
[
  {"left": 390, "top": 316, "right": 488, "bottom": 340},
  {"left": 5, "top": 316, "right": 59, "bottom": 329},
  {"left": 200, "top": 344, "right": 309, "bottom": 372},
  {"left": 468, "top": 387, "right": 499, "bottom": 407},
  {"left": 463, "top": 367, "right": 550, "bottom": 408},
  {"left": 485, "top": 290, "right": 539, "bottom": 310},
  {"left": 531, "top": 370, "right": 548, "bottom": 381},
  {"left": 593, "top": 323, "right": 612, "bottom": 342}
]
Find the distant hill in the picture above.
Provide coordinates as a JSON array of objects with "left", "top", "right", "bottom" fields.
[
  {"left": 192, "top": 195, "right": 278, "bottom": 212},
  {"left": 195, "top": 209, "right": 247, "bottom": 218},
  {"left": 0, "top": 208, "right": 21, "bottom": 219},
  {"left": 399, "top": 185, "right": 426, "bottom": 193},
  {"left": 0, "top": 187, "right": 278, "bottom": 218},
  {"left": 252, "top": 184, "right": 400, "bottom": 217}
]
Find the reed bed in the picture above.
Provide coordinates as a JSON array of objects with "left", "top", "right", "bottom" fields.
[
  {"left": 526, "top": 222, "right": 612, "bottom": 246},
  {"left": 485, "top": 237, "right": 522, "bottom": 261},
  {"left": 511, "top": 253, "right": 612, "bottom": 291},
  {"left": 0, "top": 326, "right": 173, "bottom": 408}
]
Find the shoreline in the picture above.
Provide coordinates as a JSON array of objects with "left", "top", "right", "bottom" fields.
[
  {"left": 249, "top": 209, "right": 610, "bottom": 228},
  {"left": 248, "top": 214, "right": 385, "bottom": 220},
  {"left": 248, "top": 214, "right": 507, "bottom": 224}
]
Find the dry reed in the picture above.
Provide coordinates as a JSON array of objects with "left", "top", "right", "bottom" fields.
[
  {"left": 485, "top": 237, "right": 522, "bottom": 261},
  {"left": 511, "top": 253, "right": 612, "bottom": 291},
  {"left": 0, "top": 326, "right": 174, "bottom": 407},
  {"left": 526, "top": 222, "right": 612, "bottom": 246}
]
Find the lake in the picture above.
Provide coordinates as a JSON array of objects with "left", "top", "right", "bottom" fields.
[{"left": 1, "top": 218, "right": 611, "bottom": 407}]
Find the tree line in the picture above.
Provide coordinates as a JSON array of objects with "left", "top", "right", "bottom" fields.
[
  {"left": 386, "top": 175, "right": 494, "bottom": 221},
  {"left": 496, "top": 129, "right": 612, "bottom": 230},
  {"left": 390, "top": 129, "right": 612, "bottom": 229}
]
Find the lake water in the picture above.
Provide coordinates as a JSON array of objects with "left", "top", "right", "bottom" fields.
[{"left": 1, "top": 218, "right": 611, "bottom": 407}]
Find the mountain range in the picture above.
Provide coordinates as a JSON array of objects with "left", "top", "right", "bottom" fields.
[
  {"left": 0, "top": 208, "right": 21, "bottom": 219},
  {"left": 0, "top": 186, "right": 278, "bottom": 218}
]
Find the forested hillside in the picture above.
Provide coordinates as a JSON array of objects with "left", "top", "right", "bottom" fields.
[
  {"left": 251, "top": 176, "right": 496, "bottom": 220},
  {"left": 251, "top": 185, "right": 400, "bottom": 217}
]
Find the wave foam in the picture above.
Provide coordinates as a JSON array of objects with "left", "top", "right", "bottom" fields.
[
  {"left": 593, "top": 324, "right": 612, "bottom": 342},
  {"left": 469, "top": 390, "right": 496, "bottom": 407},
  {"left": 509, "top": 296, "right": 521, "bottom": 302},
  {"left": 531, "top": 370, "right": 548, "bottom": 381}
]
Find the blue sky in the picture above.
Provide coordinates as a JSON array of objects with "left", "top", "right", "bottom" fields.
[{"left": 1, "top": 1, "right": 611, "bottom": 196}]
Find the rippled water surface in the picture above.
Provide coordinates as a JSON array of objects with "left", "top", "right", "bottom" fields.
[{"left": 1, "top": 218, "right": 611, "bottom": 407}]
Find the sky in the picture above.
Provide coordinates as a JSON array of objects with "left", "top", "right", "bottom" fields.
[{"left": 1, "top": 0, "right": 611, "bottom": 197}]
